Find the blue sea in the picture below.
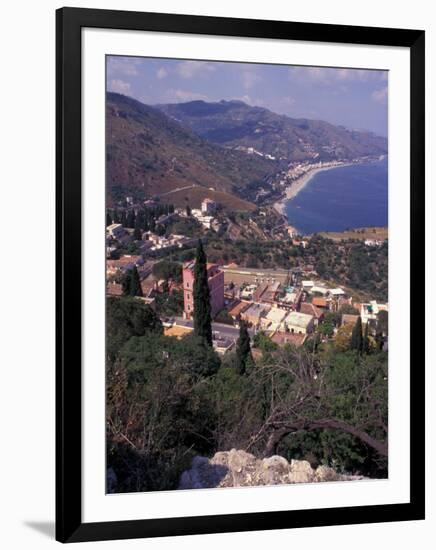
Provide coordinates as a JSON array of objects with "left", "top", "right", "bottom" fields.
[{"left": 285, "top": 158, "right": 388, "bottom": 235}]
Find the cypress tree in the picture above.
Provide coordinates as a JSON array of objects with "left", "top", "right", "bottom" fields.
[
  {"left": 235, "top": 320, "right": 252, "bottom": 375},
  {"left": 120, "top": 210, "right": 127, "bottom": 227},
  {"left": 193, "top": 240, "right": 212, "bottom": 345},
  {"left": 106, "top": 211, "right": 112, "bottom": 227},
  {"left": 126, "top": 210, "right": 136, "bottom": 229},
  {"left": 363, "top": 321, "right": 370, "bottom": 354},
  {"left": 129, "top": 265, "right": 143, "bottom": 297},
  {"left": 135, "top": 210, "right": 144, "bottom": 231},
  {"left": 121, "top": 265, "right": 143, "bottom": 297},
  {"left": 133, "top": 224, "right": 142, "bottom": 241},
  {"left": 121, "top": 270, "right": 131, "bottom": 296},
  {"left": 113, "top": 209, "right": 120, "bottom": 224},
  {"left": 351, "top": 316, "right": 363, "bottom": 353},
  {"left": 186, "top": 204, "right": 191, "bottom": 217}
]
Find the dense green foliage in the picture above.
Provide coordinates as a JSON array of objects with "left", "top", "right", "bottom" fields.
[
  {"left": 152, "top": 260, "right": 182, "bottom": 283},
  {"left": 107, "top": 203, "right": 175, "bottom": 232},
  {"left": 107, "top": 298, "right": 388, "bottom": 492},
  {"left": 106, "top": 297, "right": 162, "bottom": 361},
  {"left": 193, "top": 240, "right": 213, "bottom": 345},
  {"left": 306, "top": 235, "right": 388, "bottom": 301},
  {"left": 202, "top": 234, "right": 388, "bottom": 302},
  {"left": 154, "top": 289, "right": 184, "bottom": 318},
  {"left": 205, "top": 238, "right": 303, "bottom": 270},
  {"left": 107, "top": 332, "right": 220, "bottom": 492},
  {"left": 121, "top": 265, "right": 143, "bottom": 297},
  {"left": 253, "top": 331, "right": 279, "bottom": 353}
]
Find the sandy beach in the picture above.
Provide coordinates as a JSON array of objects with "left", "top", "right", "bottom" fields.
[{"left": 273, "top": 162, "right": 352, "bottom": 216}]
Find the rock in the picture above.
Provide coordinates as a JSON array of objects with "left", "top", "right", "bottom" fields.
[
  {"left": 262, "top": 455, "right": 290, "bottom": 485},
  {"left": 178, "top": 449, "right": 366, "bottom": 489},
  {"left": 289, "top": 459, "right": 316, "bottom": 483},
  {"left": 315, "top": 464, "right": 341, "bottom": 482}
]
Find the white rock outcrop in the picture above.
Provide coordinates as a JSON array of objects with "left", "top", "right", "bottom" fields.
[{"left": 179, "top": 449, "right": 365, "bottom": 489}]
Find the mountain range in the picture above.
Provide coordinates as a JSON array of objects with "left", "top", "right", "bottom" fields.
[
  {"left": 106, "top": 93, "right": 387, "bottom": 210},
  {"left": 156, "top": 100, "right": 387, "bottom": 162}
]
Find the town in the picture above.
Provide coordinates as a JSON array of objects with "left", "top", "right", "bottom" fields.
[{"left": 106, "top": 197, "right": 389, "bottom": 357}]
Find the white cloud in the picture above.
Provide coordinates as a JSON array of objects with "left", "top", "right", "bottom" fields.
[
  {"left": 107, "top": 57, "right": 141, "bottom": 77},
  {"left": 372, "top": 86, "right": 388, "bottom": 103},
  {"left": 176, "top": 61, "right": 215, "bottom": 79},
  {"left": 156, "top": 67, "right": 168, "bottom": 80},
  {"left": 290, "top": 66, "right": 387, "bottom": 85},
  {"left": 108, "top": 79, "right": 131, "bottom": 95},
  {"left": 241, "top": 70, "right": 261, "bottom": 90},
  {"left": 232, "top": 95, "right": 264, "bottom": 106}
]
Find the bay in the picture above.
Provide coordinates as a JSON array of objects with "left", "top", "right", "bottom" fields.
[{"left": 285, "top": 158, "right": 388, "bottom": 235}]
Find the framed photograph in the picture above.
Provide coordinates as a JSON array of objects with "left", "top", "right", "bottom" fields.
[{"left": 56, "top": 7, "right": 425, "bottom": 543}]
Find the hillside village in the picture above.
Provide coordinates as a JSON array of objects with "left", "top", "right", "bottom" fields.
[{"left": 106, "top": 197, "right": 388, "bottom": 357}]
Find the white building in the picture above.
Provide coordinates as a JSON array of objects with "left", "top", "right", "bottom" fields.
[
  {"left": 142, "top": 232, "right": 196, "bottom": 253},
  {"left": 310, "top": 285, "right": 329, "bottom": 296},
  {"left": 360, "top": 301, "right": 388, "bottom": 324},
  {"left": 283, "top": 311, "right": 315, "bottom": 334},
  {"left": 364, "top": 239, "right": 383, "bottom": 247},
  {"left": 302, "top": 280, "right": 314, "bottom": 291},
  {"left": 240, "top": 284, "right": 257, "bottom": 300},
  {"left": 260, "top": 307, "right": 288, "bottom": 332},
  {"left": 191, "top": 209, "right": 214, "bottom": 229},
  {"left": 107, "top": 223, "right": 125, "bottom": 240},
  {"left": 330, "top": 288, "right": 346, "bottom": 297}
]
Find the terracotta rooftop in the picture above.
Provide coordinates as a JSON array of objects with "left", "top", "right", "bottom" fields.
[
  {"left": 228, "top": 300, "right": 250, "bottom": 318},
  {"left": 271, "top": 331, "right": 306, "bottom": 347},
  {"left": 300, "top": 302, "right": 324, "bottom": 319},
  {"left": 106, "top": 282, "right": 123, "bottom": 296},
  {"left": 107, "top": 255, "right": 142, "bottom": 268},
  {"left": 312, "top": 297, "right": 329, "bottom": 308}
]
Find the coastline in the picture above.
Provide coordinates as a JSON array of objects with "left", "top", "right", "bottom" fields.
[{"left": 273, "top": 162, "right": 353, "bottom": 217}]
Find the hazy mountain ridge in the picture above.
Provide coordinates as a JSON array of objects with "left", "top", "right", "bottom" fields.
[
  {"left": 106, "top": 93, "right": 276, "bottom": 207},
  {"left": 156, "top": 100, "right": 388, "bottom": 162}
]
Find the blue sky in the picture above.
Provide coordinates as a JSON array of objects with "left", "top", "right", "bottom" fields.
[{"left": 107, "top": 56, "right": 388, "bottom": 137}]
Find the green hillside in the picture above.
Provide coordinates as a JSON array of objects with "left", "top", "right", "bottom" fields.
[{"left": 106, "top": 93, "right": 276, "bottom": 207}]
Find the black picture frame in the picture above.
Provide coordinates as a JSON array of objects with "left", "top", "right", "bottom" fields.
[{"left": 56, "top": 7, "right": 425, "bottom": 543}]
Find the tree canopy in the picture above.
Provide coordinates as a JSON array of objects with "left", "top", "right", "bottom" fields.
[
  {"left": 152, "top": 260, "right": 182, "bottom": 283},
  {"left": 106, "top": 297, "right": 162, "bottom": 360}
]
